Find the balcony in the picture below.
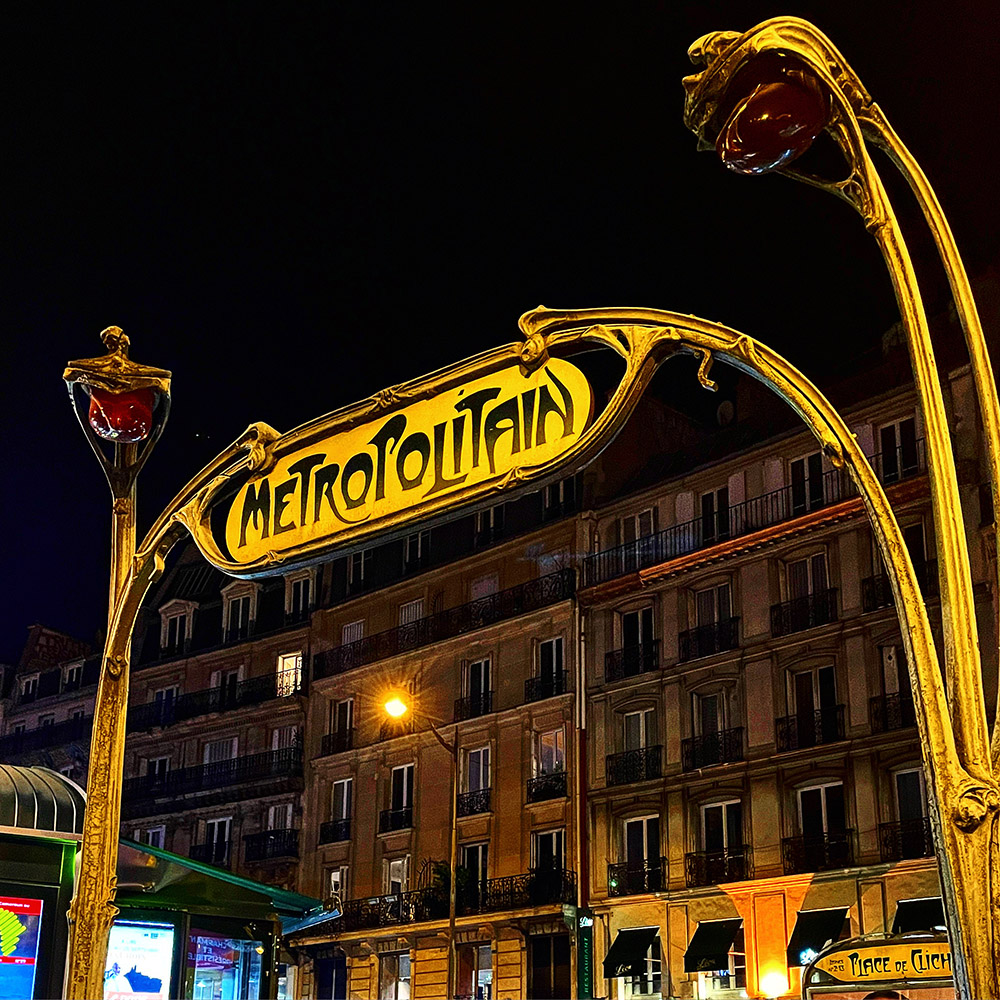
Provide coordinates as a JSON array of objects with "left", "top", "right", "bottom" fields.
[
  {"left": 607, "top": 858, "right": 666, "bottom": 897},
  {"left": 678, "top": 618, "right": 740, "bottom": 662},
  {"left": 878, "top": 818, "right": 934, "bottom": 861},
  {"left": 0, "top": 714, "right": 91, "bottom": 757},
  {"left": 604, "top": 641, "right": 660, "bottom": 683},
  {"left": 782, "top": 830, "right": 855, "bottom": 874},
  {"left": 319, "top": 818, "right": 351, "bottom": 844},
  {"left": 606, "top": 746, "right": 662, "bottom": 787},
  {"left": 123, "top": 747, "right": 302, "bottom": 804},
  {"left": 340, "top": 867, "right": 577, "bottom": 930},
  {"left": 456, "top": 788, "right": 491, "bottom": 817},
  {"left": 863, "top": 560, "right": 939, "bottom": 613},
  {"left": 775, "top": 706, "right": 845, "bottom": 751},
  {"left": 313, "top": 569, "right": 574, "bottom": 680},
  {"left": 870, "top": 693, "right": 916, "bottom": 733},
  {"left": 524, "top": 672, "right": 566, "bottom": 703},
  {"left": 582, "top": 443, "right": 925, "bottom": 589},
  {"left": 127, "top": 671, "right": 302, "bottom": 733},
  {"left": 681, "top": 727, "right": 744, "bottom": 771},
  {"left": 190, "top": 840, "right": 231, "bottom": 868},
  {"left": 454, "top": 690, "right": 493, "bottom": 722},
  {"left": 244, "top": 828, "right": 298, "bottom": 862},
  {"left": 685, "top": 847, "right": 754, "bottom": 887},
  {"left": 527, "top": 770, "right": 567, "bottom": 803},
  {"left": 379, "top": 806, "right": 413, "bottom": 833},
  {"left": 770, "top": 589, "right": 838, "bottom": 637},
  {"left": 320, "top": 730, "right": 354, "bottom": 756}
]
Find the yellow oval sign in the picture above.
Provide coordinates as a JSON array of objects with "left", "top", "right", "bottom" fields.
[{"left": 223, "top": 357, "right": 593, "bottom": 567}]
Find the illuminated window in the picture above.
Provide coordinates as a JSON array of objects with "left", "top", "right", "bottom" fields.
[
  {"left": 378, "top": 951, "right": 411, "bottom": 1000},
  {"left": 276, "top": 651, "right": 303, "bottom": 696},
  {"left": 536, "top": 729, "right": 565, "bottom": 775}
]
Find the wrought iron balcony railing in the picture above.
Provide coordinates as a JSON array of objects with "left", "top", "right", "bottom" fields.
[
  {"left": 454, "top": 690, "right": 493, "bottom": 722},
  {"left": 607, "top": 858, "right": 666, "bottom": 897},
  {"left": 472, "top": 867, "right": 576, "bottom": 913},
  {"left": 685, "top": 847, "right": 753, "bottom": 887},
  {"left": 526, "top": 770, "right": 567, "bottom": 803},
  {"left": 770, "top": 589, "right": 838, "bottom": 636},
  {"left": 379, "top": 806, "right": 413, "bottom": 833},
  {"left": 604, "top": 641, "right": 660, "bottom": 683},
  {"left": 456, "top": 788, "right": 491, "bottom": 817},
  {"left": 862, "top": 560, "right": 939, "bottom": 614},
  {"left": 582, "top": 442, "right": 925, "bottom": 588},
  {"left": 869, "top": 693, "right": 917, "bottom": 733},
  {"left": 878, "top": 818, "right": 934, "bottom": 862},
  {"left": 319, "top": 818, "right": 351, "bottom": 844},
  {"left": 123, "top": 747, "right": 302, "bottom": 802},
  {"left": 775, "top": 706, "right": 845, "bottom": 751},
  {"left": 681, "top": 727, "right": 744, "bottom": 771},
  {"left": 313, "top": 569, "right": 574, "bottom": 679},
  {"left": 678, "top": 618, "right": 740, "bottom": 662},
  {"left": 524, "top": 672, "right": 566, "bottom": 703},
  {"left": 190, "top": 840, "right": 231, "bottom": 868},
  {"left": 782, "top": 830, "right": 855, "bottom": 874},
  {"left": 0, "top": 714, "right": 91, "bottom": 756},
  {"left": 244, "top": 828, "right": 299, "bottom": 862},
  {"left": 320, "top": 729, "right": 354, "bottom": 756},
  {"left": 605, "top": 746, "right": 662, "bottom": 787},
  {"left": 127, "top": 671, "right": 302, "bottom": 733}
]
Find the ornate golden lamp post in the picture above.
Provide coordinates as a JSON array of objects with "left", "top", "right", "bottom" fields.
[
  {"left": 681, "top": 18, "right": 1000, "bottom": 998},
  {"left": 62, "top": 327, "right": 171, "bottom": 999}
]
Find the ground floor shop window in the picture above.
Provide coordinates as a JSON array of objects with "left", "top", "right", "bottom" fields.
[
  {"left": 186, "top": 930, "right": 263, "bottom": 999},
  {"left": 458, "top": 942, "right": 493, "bottom": 999},
  {"left": 624, "top": 936, "right": 662, "bottom": 997},
  {"left": 378, "top": 951, "right": 411, "bottom": 1000},
  {"left": 696, "top": 927, "right": 746, "bottom": 998},
  {"left": 529, "top": 933, "right": 570, "bottom": 1000}
]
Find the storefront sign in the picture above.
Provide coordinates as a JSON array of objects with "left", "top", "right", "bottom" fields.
[
  {"left": 814, "top": 941, "right": 952, "bottom": 982},
  {"left": 577, "top": 911, "right": 594, "bottom": 998},
  {"left": 222, "top": 357, "right": 592, "bottom": 569}
]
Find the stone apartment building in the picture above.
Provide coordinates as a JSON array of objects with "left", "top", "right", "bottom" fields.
[{"left": 2, "top": 331, "right": 993, "bottom": 999}]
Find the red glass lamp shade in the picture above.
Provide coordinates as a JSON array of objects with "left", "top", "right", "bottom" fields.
[
  {"left": 87, "top": 387, "right": 156, "bottom": 442},
  {"left": 716, "top": 56, "right": 831, "bottom": 175}
]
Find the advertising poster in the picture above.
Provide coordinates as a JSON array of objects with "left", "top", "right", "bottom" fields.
[
  {"left": 0, "top": 895, "right": 43, "bottom": 1000},
  {"left": 105, "top": 921, "right": 175, "bottom": 1000}
]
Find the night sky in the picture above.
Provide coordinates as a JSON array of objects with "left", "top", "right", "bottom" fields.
[{"left": 3, "top": 2, "right": 998, "bottom": 662}]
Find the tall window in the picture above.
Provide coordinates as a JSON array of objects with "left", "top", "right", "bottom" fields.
[
  {"left": 38, "top": 714, "right": 54, "bottom": 728},
  {"left": 544, "top": 477, "right": 576, "bottom": 518},
  {"left": 624, "top": 708, "right": 655, "bottom": 751},
  {"left": 792, "top": 664, "right": 837, "bottom": 725},
  {"left": 536, "top": 729, "right": 565, "bottom": 775},
  {"left": 287, "top": 573, "right": 312, "bottom": 620},
  {"left": 693, "top": 691, "right": 725, "bottom": 737},
  {"left": 621, "top": 607, "right": 654, "bottom": 650},
  {"left": 384, "top": 856, "right": 410, "bottom": 895},
  {"left": 165, "top": 612, "right": 187, "bottom": 651},
  {"left": 331, "top": 697, "right": 354, "bottom": 735},
  {"left": 332, "top": 778, "right": 353, "bottom": 821},
  {"left": 142, "top": 826, "right": 165, "bottom": 850},
  {"left": 462, "top": 842, "right": 489, "bottom": 885},
  {"left": 398, "top": 598, "right": 424, "bottom": 626},
  {"left": 277, "top": 651, "right": 303, "bottom": 696},
  {"left": 465, "top": 658, "right": 491, "bottom": 706},
  {"left": 538, "top": 638, "right": 564, "bottom": 689},
  {"left": 787, "top": 553, "right": 828, "bottom": 599},
  {"left": 701, "top": 487, "right": 730, "bottom": 544},
  {"left": 702, "top": 800, "right": 742, "bottom": 855},
  {"left": 391, "top": 764, "right": 414, "bottom": 810},
  {"left": 696, "top": 583, "right": 731, "bottom": 628},
  {"left": 204, "top": 738, "right": 237, "bottom": 764},
  {"left": 64, "top": 662, "right": 82, "bottom": 690},
  {"left": 790, "top": 452, "right": 825, "bottom": 513},
  {"left": 404, "top": 530, "right": 430, "bottom": 571},
  {"left": 226, "top": 593, "right": 252, "bottom": 639},
  {"left": 624, "top": 816, "right": 660, "bottom": 870},
  {"left": 326, "top": 865, "right": 348, "bottom": 902},
  {"left": 348, "top": 549, "right": 372, "bottom": 591},
  {"left": 267, "top": 803, "right": 293, "bottom": 830},
  {"left": 623, "top": 936, "right": 662, "bottom": 999},
  {"left": 378, "top": 952, "right": 411, "bottom": 1000},
  {"left": 342, "top": 619, "right": 364, "bottom": 645},
  {"left": 20, "top": 674, "right": 38, "bottom": 701},
  {"left": 464, "top": 747, "right": 491, "bottom": 793},
  {"left": 798, "top": 781, "right": 846, "bottom": 837},
  {"left": 698, "top": 927, "right": 746, "bottom": 995},
  {"left": 146, "top": 756, "right": 170, "bottom": 780},
  {"left": 878, "top": 415, "right": 918, "bottom": 482},
  {"left": 532, "top": 829, "right": 565, "bottom": 870},
  {"left": 271, "top": 725, "right": 298, "bottom": 750},
  {"left": 152, "top": 685, "right": 178, "bottom": 710},
  {"left": 475, "top": 504, "right": 504, "bottom": 544},
  {"left": 894, "top": 768, "right": 927, "bottom": 824},
  {"left": 203, "top": 817, "right": 232, "bottom": 864}
]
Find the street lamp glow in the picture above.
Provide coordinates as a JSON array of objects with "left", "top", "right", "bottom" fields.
[
  {"left": 759, "top": 971, "right": 789, "bottom": 998},
  {"left": 383, "top": 696, "right": 410, "bottom": 719}
]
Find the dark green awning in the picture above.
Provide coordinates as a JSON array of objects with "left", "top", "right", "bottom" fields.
[
  {"left": 892, "top": 897, "right": 945, "bottom": 933},
  {"left": 603, "top": 927, "right": 658, "bottom": 978},
  {"left": 786, "top": 908, "right": 848, "bottom": 967},
  {"left": 684, "top": 919, "right": 742, "bottom": 973}
]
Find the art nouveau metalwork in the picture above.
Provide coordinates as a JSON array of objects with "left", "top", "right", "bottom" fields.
[{"left": 682, "top": 18, "right": 999, "bottom": 997}]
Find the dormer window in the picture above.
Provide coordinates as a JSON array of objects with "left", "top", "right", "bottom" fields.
[
  {"left": 159, "top": 600, "right": 196, "bottom": 656},
  {"left": 63, "top": 661, "right": 83, "bottom": 692},
  {"left": 285, "top": 570, "right": 315, "bottom": 624},
  {"left": 221, "top": 581, "right": 260, "bottom": 643},
  {"left": 20, "top": 674, "right": 39, "bottom": 703}
]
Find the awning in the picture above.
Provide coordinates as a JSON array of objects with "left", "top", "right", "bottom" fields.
[
  {"left": 892, "top": 897, "right": 946, "bottom": 933},
  {"left": 603, "top": 927, "right": 658, "bottom": 978},
  {"left": 281, "top": 906, "right": 342, "bottom": 936},
  {"left": 786, "top": 908, "right": 849, "bottom": 967},
  {"left": 683, "top": 919, "right": 742, "bottom": 973}
]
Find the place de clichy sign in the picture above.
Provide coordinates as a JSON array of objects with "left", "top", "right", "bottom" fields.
[{"left": 203, "top": 355, "right": 594, "bottom": 575}]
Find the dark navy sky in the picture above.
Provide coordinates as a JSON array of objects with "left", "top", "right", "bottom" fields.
[{"left": 3, "top": 1, "right": 998, "bottom": 662}]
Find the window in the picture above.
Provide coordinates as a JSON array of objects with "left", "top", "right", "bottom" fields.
[
  {"left": 787, "top": 553, "right": 828, "bottom": 599},
  {"left": 378, "top": 951, "right": 411, "bottom": 1000},
  {"left": 12, "top": 723, "right": 26, "bottom": 737},
  {"left": 544, "top": 477, "right": 576, "bottom": 518},
  {"left": 159, "top": 601, "right": 196, "bottom": 653},
  {"left": 272, "top": 725, "right": 299, "bottom": 750},
  {"left": 464, "top": 747, "right": 491, "bottom": 793},
  {"left": 878, "top": 415, "right": 919, "bottom": 482},
  {"left": 204, "top": 738, "right": 238, "bottom": 764},
  {"left": 465, "top": 657, "right": 491, "bottom": 701},
  {"left": 326, "top": 865, "right": 348, "bottom": 901},
  {"left": 348, "top": 549, "right": 372, "bottom": 591},
  {"left": 286, "top": 572, "right": 312, "bottom": 621},
  {"left": 881, "top": 644, "right": 911, "bottom": 699},
  {"left": 702, "top": 800, "right": 742, "bottom": 854},
  {"left": 457, "top": 943, "right": 493, "bottom": 1000},
  {"left": 462, "top": 842, "right": 489, "bottom": 884},
  {"left": 475, "top": 505, "right": 504, "bottom": 544},
  {"left": 536, "top": 729, "right": 565, "bottom": 775},
  {"left": 790, "top": 452, "right": 826, "bottom": 514},
  {"left": 153, "top": 685, "right": 178, "bottom": 708},
  {"left": 267, "top": 803, "right": 293, "bottom": 830},
  {"left": 621, "top": 607, "right": 654, "bottom": 649},
  {"left": 20, "top": 674, "right": 38, "bottom": 701},
  {"left": 538, "top": 637, "right": 564, "bottom": 686},
  {"left": 146, "top": 756, "right": 170, "bottom": 779},
  {"left": 623, "top": 935, "right": 662, "bottom": 998},
  {"left": 624, "top": 816, "right": 660, "bottom": 870},
  {"left": 903, "top": 520, "right": 928, "bottom": 568},
  {"left": 331, "top": 697, "right": 354, "bottom": 735},
  {"left": 894, "top": 768, "right": 927, "bottom": 824},
  {"left": 342, "top": 619, "right": 364, "bottom": 645},
  {"left": 791, "top": 664, "right": 837, "bottom": 719},
  {"left": 697, "top": 927, "right": 746, "bottom": 996},
  {"left": 470, "top": 573, "right": 499, "bottom": 600},
  {"left": 203, "top": 817, "right": 232, "bottom": 864},
  {"left": 701, "top": 486, "right": 730, "bottom": 544},
  {"left": 212, "top": 667, "right": 240, "bottom": 708},
  {"left": 798, "top": 782, "right": 846, "bottom": 836},
  {"left": 624, "top": 708, "right": 655, "bottom": 751},
  {"left": 276, "top": 651, "right": 303, "bottom": 696},
  {"left": 695, "top": 583, "right": 732, "bottom": 628},
  {"left": 332, "top": 778, "right": 353, "bottom": 821},
  {"left": 622, "top": 508, "right": 655, "bottom": 544},
  {"left": 693, "top": 691, "right": 725, "bottom": 737},
  {"left": 404, "top": 530, "right": 430, "bottom": 571},
  {"left": 383, "top": 856, "right": 410, "bottom": 895},
  {"left": 38, "top": 714, "right": 55, "bottom": 727},
  {"left": 70, "top": 708, "right": 85, "bottom": 722},
  {"left": 532, "top": 829, "right": 565, "bottom": 870},
  {"left": 143, "top": 826, "right": 166, "bottom": 849},
  {"left": 226, "top": 593, "right": 252, "bottom": 639},
  {"left": 391, "top": 764, "right": 414, "bottom": 810},
  {"left": 398, "top": 598, "right": 424, "bottom": 626},
  {"left": 64, "top": 662, "right": 82, "bottom": 690}
]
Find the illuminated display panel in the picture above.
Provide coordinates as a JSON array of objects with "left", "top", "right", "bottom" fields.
[
  {"left": 104, "top": 921, "right": 175, "bottom": 1000},
  {"left": 0, "top": 896, "right": 43, "bottom": 1000}
]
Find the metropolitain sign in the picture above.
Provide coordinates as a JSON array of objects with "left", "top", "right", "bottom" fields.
[{"left": 204, "top": 355, "right": 593, "bottom": 573}]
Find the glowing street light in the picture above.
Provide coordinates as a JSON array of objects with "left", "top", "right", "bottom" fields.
[{"left": 383, "top": 695, "right": 410, "bottom": 719}]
